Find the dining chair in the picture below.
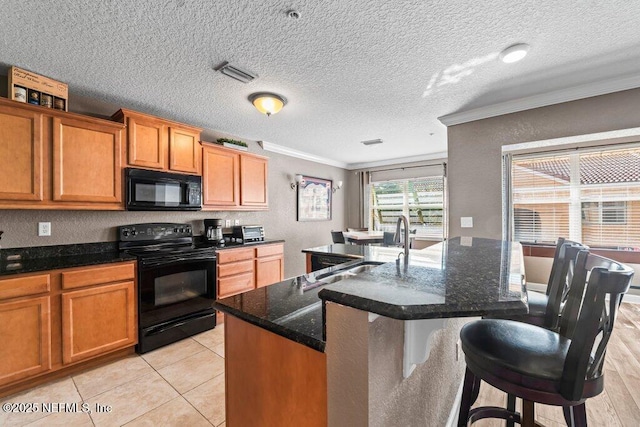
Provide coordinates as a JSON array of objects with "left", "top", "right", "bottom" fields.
[
  {"left": 382, "top": 231, "right": 396, "bottom": 247},
  {"left": 331, "top": 231, "right": 346, "bottom": 244},
  {"left": 457, "top": 249, "right": 634, "bottom": 427}
]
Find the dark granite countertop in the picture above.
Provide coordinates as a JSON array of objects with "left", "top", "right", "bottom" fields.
[
  {"left": 215, "top": 237, "right": 527, "bottom": 353},
  {"left": 213, "top": 259, "right": 373, "bottom": 353},
  {"left": 0, "top": 242, "right": 137, "bottom": 276},
  {"left": 196, "top": 239, "right": 285, "bottom": 251},
  {"left": 318, "top": 237, "right": 527, "bottom": 320}
]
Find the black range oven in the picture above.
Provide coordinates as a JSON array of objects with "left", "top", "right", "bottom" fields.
[{"left": 119, "top": 223, "right": 216, "bottom": 354}]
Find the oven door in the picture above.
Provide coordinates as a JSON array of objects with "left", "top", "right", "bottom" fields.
[{"left": 138, "top": 255, "right": 216, "bottom": 329}]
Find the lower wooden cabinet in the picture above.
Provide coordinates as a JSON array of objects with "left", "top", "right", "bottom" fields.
[
  {"left": 62, "top": 281, "right": 136, "bottom": 364},
  {"left": 217, "top": 243, "right": 284, "bottom": 298},
  {"left": 0, "top": 296, "right": 51, "bottom": 387},
  {"left": 0, "top": 261, "right": 137, "bottom": 394}
]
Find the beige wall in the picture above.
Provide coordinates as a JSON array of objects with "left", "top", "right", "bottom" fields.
[
  {"left": 0, "top": 92, "right": 349, "bottom": 279},
  {"left": 447, "top": 87, "right": 640, "bottom": 239}
]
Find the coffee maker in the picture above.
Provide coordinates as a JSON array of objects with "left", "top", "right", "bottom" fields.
[{"left": 204, "top": 219, "right": 225, "bottom": 247}]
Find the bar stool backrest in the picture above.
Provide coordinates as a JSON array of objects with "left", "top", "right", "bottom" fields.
[{"left": 558, "top": 250, "right": 634, "bottom": 401}]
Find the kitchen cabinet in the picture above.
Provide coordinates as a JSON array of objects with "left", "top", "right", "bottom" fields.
[
  {"left": 52, "top": 116, "right": 122, "bottom": 204},
  {"left": 216, "top": 243, "right": 284, "bottom": 298},
  {"left": 0, "top": 274, "right": 51, "bottom": 388},
  {"left": 0, "top": 103, "right": 43, "bottom": 201},
  {"left": 217, "top": 247, "right": 255, "bottom": 298},
  {"left": 112, "top": 108, "right": 202, "bottom": 175},
  {"left": 255, "top": 244, "right": 284, "bottom": 288},
  {"left": 0, "top": 261, "right": 137, "bottom": 396},
  {"left": 61, "top": 263, "right": 137, "bottom": 364},
  {"left": 0, "top": 98, "right": 124, "bottom": 210},
  {"left": 202, "top": 142, "right": 269, "bottom": 210}
]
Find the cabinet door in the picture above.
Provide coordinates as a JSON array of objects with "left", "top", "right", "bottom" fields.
[
  {"left": 240, "top": 155, "right": 268, "bottom": 207},
  {"left": 256, "top": 255, "right": 284, "bottom": 288},
  {"left": 202, "top": 145, "right": 240, "bottom": 207},
  {"left": 0, "top": 105, "right": 43, "bottom": 201},
  {"left": 127, "top": 115, "right": 168, "bottom": 170},
  {"left": 52, "top": 117, "right": 122, "bottom": 204},
  {"left": 169, "top": 127, "right": 200, "bottom": 174},
  {"left": 61, "top": 281, "right": 136, "bottom": 364},
  {"left": 0, "top": 296, "right": 51, "bottom": 386}
]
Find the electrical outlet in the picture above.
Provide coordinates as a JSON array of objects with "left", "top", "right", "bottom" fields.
[
  {"left": 38, "top": 222, "right": 51, "bottom": 236},
  {"left": 234, "top": 219, "right": 240, "bottom": 226},
  {"left": 225, "top": 219, "right": 232, "bottom": 228}
]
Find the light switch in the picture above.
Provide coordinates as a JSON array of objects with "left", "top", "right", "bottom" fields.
[{"left": 460, "top": 217, "right": 473, "bottom": 228}]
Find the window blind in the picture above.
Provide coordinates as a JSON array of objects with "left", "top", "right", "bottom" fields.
[{"left": 509, "top": 145, "right": 640, "bottom": 249}]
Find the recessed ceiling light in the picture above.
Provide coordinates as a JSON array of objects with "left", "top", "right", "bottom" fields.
[{"left": 499, "top": 43, "right": 530, "bottom": 64}]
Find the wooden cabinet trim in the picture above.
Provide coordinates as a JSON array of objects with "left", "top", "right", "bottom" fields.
[
  {"left": 62, "top": 281, "right": 136, "bottom": 364},
  {"left": 0, "top": 296, "right": 51, "bottom": 386},
  {"left": 0, "top": 274, "right": 50, "bottom": 300},
  {"left": 61, "top": 262, "right": 135, "bottom": 290}
]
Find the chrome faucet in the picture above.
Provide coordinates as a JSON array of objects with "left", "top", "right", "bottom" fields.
[{"left": 395, "top": 215, "right": 410, "bottom": 266}]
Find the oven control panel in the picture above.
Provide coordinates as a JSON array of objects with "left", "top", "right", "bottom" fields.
[{"left": 119, "top": 223, "right": 193, "bottom": 241}]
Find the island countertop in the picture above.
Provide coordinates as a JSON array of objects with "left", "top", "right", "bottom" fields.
[
  {"left": 318, "top": 237, "right": 527, "bottom": 320},
  {"left": 214, "top": 237, "right": 527, "bottom": 352}
]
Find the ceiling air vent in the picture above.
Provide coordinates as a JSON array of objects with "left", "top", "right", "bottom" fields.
[
  {"left": 213, "top": 61, "right": 257, "bottom": 84},
  {"left": 361, "top": 139, "right": 383, "bottom": 146}
]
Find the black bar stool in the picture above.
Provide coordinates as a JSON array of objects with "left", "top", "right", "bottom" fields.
[
  {"left": 331, "top": 230, "right": 345, "bottom": 244},
  {"left": 458, "top": 249, "right": 634, "bottom": 426}
]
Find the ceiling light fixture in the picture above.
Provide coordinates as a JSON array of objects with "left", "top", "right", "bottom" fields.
[
  {"left": 499, "top": 43, "right": 530, "bottom": 64},
  {"left": 249, "top": 92, "right": 287, "bottom": 116}
]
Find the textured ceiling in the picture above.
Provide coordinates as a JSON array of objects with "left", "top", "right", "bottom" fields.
[{"left": 2, "top": 1, "right": 640, "bottom": 167}]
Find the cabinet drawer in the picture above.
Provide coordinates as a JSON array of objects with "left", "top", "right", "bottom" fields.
[
  {"left": 61, "top": 262, "right": 135, "bottom": 290},
  {"left": 256, "top": 244, "right": 283, "bottom": 258},
  {"left": 218, "top": 260, "right": 253, "bottom": 278},
  {"left": 0, "top": 274, "right": 50, "bottom": 300},
  {"left": 218, "top": 272, "right": 254, "bottom": 298},
  {"left": 217, "top": 248, "right": 254, "bottom": 264}
]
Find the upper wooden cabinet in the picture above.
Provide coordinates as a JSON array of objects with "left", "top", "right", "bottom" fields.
[
  {"left": 202, "top": 142, "right": 268, "bottom": 210},
  {"left": 0, "top": 98, "right": 124, "bottom": 210},
  {"left": 112, "top": 109, "right": 202, "bottom": 175},
  {"left": 0, "top": 104, "right": 43, "bottom": 202},
  {"left": 52, "top": 116, "right": 122, "bottom": 204}
]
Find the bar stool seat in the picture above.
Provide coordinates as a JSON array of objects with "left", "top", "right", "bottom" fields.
[{"left": 461, "top": 319, "right": 601, "bottom": 403}]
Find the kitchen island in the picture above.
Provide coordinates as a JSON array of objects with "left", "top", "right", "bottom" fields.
[{"left": 214, "top": 237, "right": 526, "bottom": 426}]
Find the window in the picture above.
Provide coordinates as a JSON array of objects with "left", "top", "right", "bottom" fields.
[
  {"left": 506, "top": 145, "right": 640, "bottom": 249},
  {"left": 369, "top": 176, "right": 445, "bottom": 240}
]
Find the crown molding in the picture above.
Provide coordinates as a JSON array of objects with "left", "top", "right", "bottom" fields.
[
  {"left": 438, "top": 73, "right": 640, "bottom": 126},
  {"left": 257, "top": 141, "right": 348, "bottom": 168},
  {"left": 345, "top": 151, "right": 448, "bottom": 170}
]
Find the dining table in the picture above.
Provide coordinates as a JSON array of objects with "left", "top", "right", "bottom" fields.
[{"left": 342, "top": 230, "right": 384, "bottom": 245}]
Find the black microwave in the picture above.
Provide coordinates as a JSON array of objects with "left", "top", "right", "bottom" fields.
[{"left": 125, "top": 168, "right": 202, "bottom": 211}]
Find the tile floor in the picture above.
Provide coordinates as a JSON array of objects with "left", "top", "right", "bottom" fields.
[{"left": 0, "top": 325, "right": 227, "bottom": 427}]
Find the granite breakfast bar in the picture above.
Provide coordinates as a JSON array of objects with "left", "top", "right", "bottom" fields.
[{"left": 214, "top": 237, "right": 527, "bottom": 426}]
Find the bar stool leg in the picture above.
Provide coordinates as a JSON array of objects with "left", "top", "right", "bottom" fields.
[
  {"left": 458, "top": 368, "right": 479, "bottom": 426},
  {"left": 522, "top": 400, "right": 535, "bottom": 427},
  {"left": 506, "top": 394, "right": 516, "bottom": 427},
  {"left": 563, "top": 403, "right": 587, "bottom": 427}
]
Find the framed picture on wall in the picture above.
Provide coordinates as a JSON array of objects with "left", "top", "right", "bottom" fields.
[{"left": 297, "top": 176, "right": 332, "bottom": 221}]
